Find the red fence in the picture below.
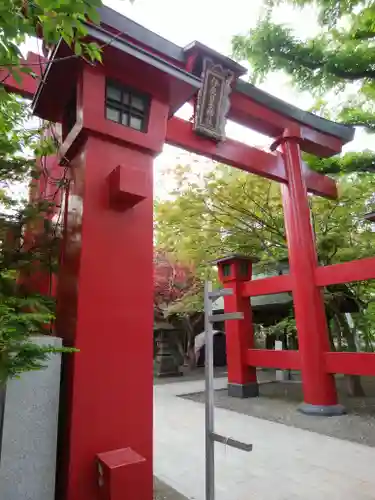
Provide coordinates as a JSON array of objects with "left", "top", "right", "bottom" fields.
[
  {"left": 240, "top": 256, "right": 375, "bottom": 376},
  {"left": 247, "top": 257, "right": 375, "bottom": 376}
]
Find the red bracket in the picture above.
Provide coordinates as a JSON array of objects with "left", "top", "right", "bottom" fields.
[
  {"left": 107, "top": 164, "right": 148, "bottom": 211},
  {"left": 270, "top": 127, "right": 303, "bottom": 152},
  {"left": 270, "top": 126, "right": 342, "bottom": 157}
]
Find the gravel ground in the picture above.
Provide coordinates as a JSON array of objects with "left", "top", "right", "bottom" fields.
[
  {"left": 154, "top": 477, "right": 189, "bottom": 500},
  {"left": 182, "top": 375, "right": 375, "bottom": 447}
]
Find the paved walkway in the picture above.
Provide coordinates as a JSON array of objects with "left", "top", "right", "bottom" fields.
[{"left": 154, "top": 378, "right": 375, "bottom": 500}]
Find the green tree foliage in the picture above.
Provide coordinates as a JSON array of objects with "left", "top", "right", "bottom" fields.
[
  {"left": 0, "top": 271, "right": 75, "bottom": 385},
  {"left": 232, "top": 0, "right": 375, "bottom": 174},
  {"left": 0, "top": 0, "right": 107, "bottom": 383},
  {"left": 232, "top": 0, "right": 375, "bottom": 96},
  {"left": 229, "top": 0, "right": 375, "bottom": 370},
  {"left": 0, "top": 100, "right": 70, "bottom": 383},
  {"left": 155, "top": 164, "right": 287, "bottom": 268},
  {"left": 155, "top": 163, "right": 375, "bottom": 355},
  {"left": 0, "top": 0, "right": 103, "bottom": 75}
]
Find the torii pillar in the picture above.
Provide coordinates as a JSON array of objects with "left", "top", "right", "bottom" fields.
[
  {"left": 278, "top": 129, "right": 344, "bottom": 415},
  {"left": 31, "top": 40, "right": 200, "bottom": 500}
]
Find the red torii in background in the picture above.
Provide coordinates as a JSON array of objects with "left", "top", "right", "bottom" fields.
[{"left": 2, "top": 5, "right": 375, "bottom": 500}]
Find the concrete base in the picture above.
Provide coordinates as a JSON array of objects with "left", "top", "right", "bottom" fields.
[
  {"left": 0, "top": 336, "right": 62, "bottom": 500},
  {"left": 298, "top": 403, "right": 347, "bottom": 416},
  {"left": 228, "top": 382, "right": 259, "bottom": 398}
]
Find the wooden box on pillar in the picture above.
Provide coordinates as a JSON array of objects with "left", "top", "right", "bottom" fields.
[
  {"left": 31, "top": 28, "right": 201, "bottom": 500},
  {"left": 96, "top": 448, "right": 148, "bottom": 500},
  {"left": 215, "top": 254, "right": 259, "bottom": 398}
]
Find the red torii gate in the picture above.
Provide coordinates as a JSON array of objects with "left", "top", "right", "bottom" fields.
[{"left": 2, "top": 5, "right": 375, "bottom": 500}]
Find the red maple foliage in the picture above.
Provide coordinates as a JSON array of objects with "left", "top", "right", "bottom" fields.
[{"left": 153, "top": 250, "right": 196, "bottom": 308}]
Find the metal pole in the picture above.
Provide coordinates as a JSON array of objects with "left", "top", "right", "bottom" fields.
[
  {"left": 0, "top": 383, "right": 6, "bottom": 464},
  {"left": 204, "top": 281, "right": 252, "bottom": 500},
  {"left": 204, "top": 280, "right": 215, "bottom": 500}
]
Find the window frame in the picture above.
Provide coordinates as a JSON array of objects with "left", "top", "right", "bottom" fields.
[
  {"left": 222, "top": 263, "right": 231, "bottom": 277},
  {"left": 105, "top": 79, "right": 151, "bottom": 133}
]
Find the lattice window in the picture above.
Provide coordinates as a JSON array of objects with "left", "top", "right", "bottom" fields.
[{"left": 105, "top": 80, "right": 150, "bottom": 132}]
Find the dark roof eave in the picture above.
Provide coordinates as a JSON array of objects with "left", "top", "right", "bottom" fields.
[
  {"left": 98, "top": 5, "right": 184, "bottom": 62},
  {"left": 234, "top": 80, "right": 354, "bottom": 143},
  {"left": 31, "top": 24, "right": 201, "bottom": 117},
  {"left": 183, "top": 41, "right": 247, "bottom": 76},
  {"left": 46, "top": 5, "right": 354, "bottom": 144},
  {"left": 212, "top": 254, "right": 260, "bottom": 265}
]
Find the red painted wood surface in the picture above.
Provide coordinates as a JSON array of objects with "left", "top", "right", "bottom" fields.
[
  {"left": 82, "top": 55, "right": 168, "bottom": 154},
  {"left": 246, "top": 349, "right": 301, "bottom": 370},
  {"left": 315, "top": 257, "right": 375, "bottom": 286},
  {"left": 166, "top": 117, "right": 338, "bottom": 199},
  {"left": 280, "top": 133, "right": 338, "bottom": 407},
  {"left": 298, "top": 125, "right": 343, "bottom": 157},
  {"left": 241, "top": 274, "right": 292, "bottom": 297},
  {"left": 221, "top": 258, "right": 258, "bottom": 386},
  {"left": 53, "top": 54, "right": 171, "bottom": 500},
  {"left": 56, "top": 137, "right": 154, "bottom": 500},
  {"left": 167, "top": 117, "right": 286, "bottom": 182},
  {"left": 96, "top": 448, "right": 148, "bottom": 500},
  {"left": 245, "top": 350, "right": 375, "bottom": 376},
  {"left": 4, "top": 16, "right": 372, "bottom": 497},
  {"left": 325, "top": 352, "right": 375, "bottom": 376},
  {"left": 301, "top": 162, "right": 338, "bottom": 199},
  {"left": 4, "top": 51, "right": 340, "bottom": 200},
  {"left": 228, "top": 93, "right": 344, "bottom": 156},
  {"left": 7, "top": 32, "right": 349, "bottom": 159},
  {"left": 0, "top": 52, "right": 42, "bottom": 98}
]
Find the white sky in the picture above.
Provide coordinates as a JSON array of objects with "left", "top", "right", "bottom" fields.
[
  {"left": 24, "top": 0, "right": 374, "bottom": 199},
  {"left": 101, "top": 0, "right": 373, "bottom": 198},
  {"left": 106, "top": 0, "right": 317, "bottom": 198}
]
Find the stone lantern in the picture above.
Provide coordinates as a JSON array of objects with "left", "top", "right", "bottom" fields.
[{"left": 154, "top": 322, "right": 182, "bottom": 378}]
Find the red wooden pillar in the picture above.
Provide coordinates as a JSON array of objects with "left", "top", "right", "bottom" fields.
[
  {"left": 30, "top": 33, "right": 199, "bottom": 500},
  {"left": 277, "top": 129, "right": 345, "bottom": 415},
  {"left": 215, "top": 255, "right": 259, "bottom": 397},
  {"left": 53, "top": 64, "right": 166, "bottom": 500}
]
